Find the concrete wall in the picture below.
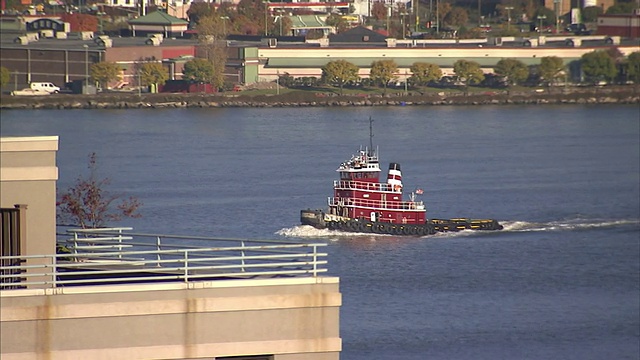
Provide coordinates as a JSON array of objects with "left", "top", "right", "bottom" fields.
[
  {"left": 1, "top": 277, "right": 341, "bottom": 360},
  {"left": 0, "top": 136, "right": 58, "bottom": 259}
]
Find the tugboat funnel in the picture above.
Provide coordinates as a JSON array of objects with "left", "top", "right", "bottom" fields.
[{"left": 387, "top": 163, "right": 402, "bottom": 192}]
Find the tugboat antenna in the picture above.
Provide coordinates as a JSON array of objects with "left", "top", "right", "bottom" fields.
[{"left": 369, "top": 116, "right": 374, "bottom": 156}]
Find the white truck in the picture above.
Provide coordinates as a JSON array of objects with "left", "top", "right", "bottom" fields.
[{"left": 29, "top": 82, "right": 60, "bottom": 93}]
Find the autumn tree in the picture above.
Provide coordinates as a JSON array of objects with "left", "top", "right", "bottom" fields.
[
  {"left": 494, "top": 58, "right": 528, "bottom": 86},
  {"left": 237, "top": 0, "right": 269, "bottom": 34},
  {"left": 322, "top": 60, "right": 360, "bottom": 94},
  {"left": 196, "top": 15, "right": 229, "bottom": 90},
  {"left": 444, "top": 7, "right": 468, "bottom": 27},
  {"left": 625, "top": 51, "right": 640, "bottom": 83},
  {"left": 369, "top": 60, "right": 398, "bottom": 93},
  {"left": 581, "top": 50, "right": 617, "bottom": 84},
  {"left": 436, "top": 1, "right": 452, "bottom": 28},
  {"left": 409, "top": 62, "right": 442, "bottom": 86},
  {"left": 139, "top": 63, "right": 169, "bottom": 88},
  {"left": 453, "top": 59, "right": 484, "bottom": 89},
  {"left": 60, "top": 13, "right": 98, "bottom": 32},
  {"left": 58, "top": 153, "right": 142, "bottom": 229},
  {"left": 325, "top": 14, "right": 350, "bottom": 33},
  {"left": 0, "top": 66, "right": 10, "bottom": 87},
  {"left": 90, "top": 62, "right": 120, "bottom": 88},
  {"left": 371, "top": 1, "right": 388, "bottom": 21},
  {"left": 538, "top": 56, "right": 565, "bottom": 86},
  {"left": 187, "top": 2, "right": 215, "bottom": 24}
]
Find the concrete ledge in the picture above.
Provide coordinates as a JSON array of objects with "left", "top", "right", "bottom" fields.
[
  {"left": 0, "top": 166, "right": 58, "bottom": 181},
  {"left": 0, "top": 338, "right": 342, "bottom": 360},
  {"left": 1, "top": 276, "right": 340, "bottom": 298},
  {"left": 2, "top": 291, "right": 342, "bottom": 321},
  {"left": 0, "top": 136, "right": 59, "bottom": 152}
]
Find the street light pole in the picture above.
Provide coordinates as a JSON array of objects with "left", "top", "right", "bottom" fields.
[
  {"left": 505, "top": 6, "right": 513, "bottom": 32},
  {"left": 263, "top": 1, "right": 268, "bottom": 36},
  {"left": 83, "top": 44, "right": 89, "bottom": 86},
  {"left": 537, "top": 15, "right": 546, "bottom": 32},
  {"left": 220, "top": 16, "right": 229, "bottom": 36}
]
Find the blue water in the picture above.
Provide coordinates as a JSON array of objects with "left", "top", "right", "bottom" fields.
[{"left": 2, "top": 105, "right": 639, "bottom": 359}]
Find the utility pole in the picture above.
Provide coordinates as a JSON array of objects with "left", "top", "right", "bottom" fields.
[
  {"left": 414, "top": 0, "right": 419, "bottom": 33},
  {"left": 505, "top": 6, "right": 513, "bottom": 32},
  {"left": 263, "top": 1, "right": 268, "bottom": 36}
]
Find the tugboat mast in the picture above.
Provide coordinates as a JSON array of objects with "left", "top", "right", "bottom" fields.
[{"left": 368, "top": 116, "right": 374, "bottom": 157}]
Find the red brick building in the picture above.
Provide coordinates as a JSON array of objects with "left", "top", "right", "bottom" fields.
[{"left": 597, "top": 13, "right": 640, "bottom": 38}]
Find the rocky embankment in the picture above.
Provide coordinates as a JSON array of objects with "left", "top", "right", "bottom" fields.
[{"left": 1, "top": 86, "right": 638, "bottom": 110}]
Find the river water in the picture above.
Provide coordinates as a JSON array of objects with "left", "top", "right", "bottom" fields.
[{"left": 2, "top": 105, "right": 639, "bottom": 360}]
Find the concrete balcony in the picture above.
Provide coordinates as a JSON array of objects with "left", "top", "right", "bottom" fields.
[{"left": 1, "top": 228, "right": 341, "bottom": 359}]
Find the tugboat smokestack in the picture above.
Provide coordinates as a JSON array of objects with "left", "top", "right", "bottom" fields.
[{"left": 387, "top": 163, "right": 402, "bottom": 191}]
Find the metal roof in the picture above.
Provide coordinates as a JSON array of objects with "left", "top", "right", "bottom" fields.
[
  {"left": 128, "top": 11, "right": 188, "bottom": 25},
  {"left": 265, "top": 56, "right": 583, "bottom": 68},
  {"left": 287, "top": 15, "right": 329, "bottom": 29}
]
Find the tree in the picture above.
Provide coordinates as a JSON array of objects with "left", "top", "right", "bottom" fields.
[
  {"left": 582, "top": 6, "right": 603, "bottom": 22},
  {"left": 453, "top": 59, "right": 484, "bottom": 88},
  {"left": 436, "top": 1, "right": 452, "bottom": 28},
  {"left": 60, "top": 13, "right": 98, "bottom": 32},
  {"left": 139, "top": 63, "right": 169, "bottom": 88},
  {"left": 187, "top": 2, "right": 214, "bottom": 24},
  {"left": 237, "top": 0, "right": 268, "bottom": 33},
  {"left": 605, "top": 2, "right": 636, "bottom": 14},
  {"left": 183, "top": 58, "right": 215, "bottom": 84},
  {"left": 0, "top": 66, "right": 10, "bottom": 87},
  {"left": 409, "top": 62, "right": 442, "bottom": 86},
  {"left": 625, "top": 51, "right": 640, "bottom": 84},
  {"left": 322, "top": 60, "right": 360, "bottom": 95},
  {"left": 581, "top": 50, "right": 617, "bottom": 84},
  {"left": 371, "top": 2, "right": 387, "bottom": 21},
  {"left": 325, "top": 13, "right": 350, "bottom": 33},
  {"left": 444, "top": 7, "right": 468, "bottom": 27},
  {"left": 538, "top": 56, "right": 565, "bottom": 85},
  {"left": 494, "top": 58, "right": 528, "bottom": 86},
  {"left": 369, "top": 60, "right": 398, "bottom": 93},
  {"left": 58, "top": 153, "right": 142, "bottom": 229},
  {"left": 197, "top": 14, "right": 225, "bottom": 41},
  {"left": 90, "top": 62, "right": 120, "bottom": 88},
  {"left": 197, "top": 15, "right": 229, "bottom": 90}
]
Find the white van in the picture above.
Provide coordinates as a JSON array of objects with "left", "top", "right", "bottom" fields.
[{"left": 30, "top": 82, "right": 60, "bottom": 93}]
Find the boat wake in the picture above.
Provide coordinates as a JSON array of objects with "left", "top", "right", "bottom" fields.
[
  {"left": 500, "top": 218, "right": 639, "bottom": 233},
  {"left": 277, "top": 218, "right": 639, "bottom": 239}
]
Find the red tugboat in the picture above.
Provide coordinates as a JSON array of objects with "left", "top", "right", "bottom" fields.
[{"left": 300, "top": 119, "right": 503, "bottom": 236}]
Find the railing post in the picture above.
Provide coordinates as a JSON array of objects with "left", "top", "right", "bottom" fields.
[
  {"left": 312, "top": 244, "right": 317, "bottom": 277},
  {"left": 73, "top": 230, "right": 78, "bottom": 255},
  {"left": 156, "top": 236, "right": 161, "bottom": 267},
  {"left": 52, "top": 255, "right": 57, "bottom": 288},
  {"left": 240, "top": 240, "right": 246, "bottom": 272},
  {"left": 183, "top": 250, "right": 189, "bottom": 282},
  {"left": 117, "top": 228, "right": 123, "bottom": 259}
]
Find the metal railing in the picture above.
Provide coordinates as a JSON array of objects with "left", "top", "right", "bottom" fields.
[
  {"left": 0, "top": 228, "right": 328, "bottom": 289},
  {"left": 333, "top": 180, "right": 400, "bottom": 193},
  {"left": 328, "top": 196, "right": 425, "bottom": 211}
]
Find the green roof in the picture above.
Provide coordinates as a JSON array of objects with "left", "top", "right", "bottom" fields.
[
  {"left": 287, "top": 15, "right": 329, "bottom": 29},
  {"left": 128, "top": 11, "right": 188, "bottom": 25}
]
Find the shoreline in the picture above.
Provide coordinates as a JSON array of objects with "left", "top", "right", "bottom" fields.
[{"left": 1, "top": 86, "right": 638, "bottom": 110}]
